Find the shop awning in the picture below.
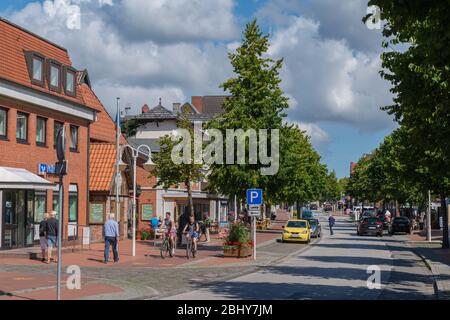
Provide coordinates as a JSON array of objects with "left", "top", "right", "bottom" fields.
[{"left": 0, "top": 167, "right": 55, "bottom": 190}]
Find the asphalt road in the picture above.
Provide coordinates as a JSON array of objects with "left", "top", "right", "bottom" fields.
[{"left": 164, "top": 215, "right": 436, "bottom": 300}]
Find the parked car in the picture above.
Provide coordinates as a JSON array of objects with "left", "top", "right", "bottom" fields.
[
  {"left": 359, "top": 210, "right": 376, "bottom": 221},
  {"left": 309, "top": 219, "right": 322, "bottom": 238},
  {"left": 357, "top": 217, "right": 383, "bottom": 237},
  {"left": 389, "top": 216, "right": 412, "bottom": 235},
  {"left": 301, "top": 210, "right": 314, "bottom": 220},
  {"left": 310, "top": 204, "right": 318, "bottom": 210},
  {"left": 282, "top": 219, "right": 311, "bottom": 243},
  {"left": 324, "top": 204, "right": 333, "bottom": 212}
]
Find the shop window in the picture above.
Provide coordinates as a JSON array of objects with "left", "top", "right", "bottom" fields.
[
  {"left": 34, "top": 192, "right": 47, "bottom": 223},
  {"left": 36, "top": 116, "right": 47, "bottom": 146},
  {"left": 70, "top": 125, "right": 78, "bottom": 152},
  {"left": 16, "top": 112, "right": 28, "bottom": 143},
  {"left": 69, "top": 191, "right": 78, "bottom": 222},
  {"left": 0, "top": 107, "right": 7, "bottom": 139},
  {"left": 52, "top": 192, "right": 60, "bottom": 219}
]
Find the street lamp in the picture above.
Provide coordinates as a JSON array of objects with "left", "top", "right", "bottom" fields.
[{"left": 119, "top": 144, "right": 155, "bottom": 257}]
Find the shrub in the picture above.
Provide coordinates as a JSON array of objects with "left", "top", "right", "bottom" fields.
[{"left": 226, "top": 221, "right": 250, "bottom": 245}]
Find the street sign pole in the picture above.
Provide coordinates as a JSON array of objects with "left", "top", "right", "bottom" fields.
[{"left": 253, "top": 216, "right": 256, "bottom": 260}]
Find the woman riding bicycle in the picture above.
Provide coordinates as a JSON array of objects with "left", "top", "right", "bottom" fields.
[
  {"left": 182, "top": 215, "right": 200, "bottom": 253},
  {"left": 161, "top": 212, "right": 176, "bottom": 254}
]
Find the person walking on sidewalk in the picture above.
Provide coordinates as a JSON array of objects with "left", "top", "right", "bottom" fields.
[
  {"left": 103, "top": 213, "right": 120, "bottom": 264},
  {"left": 39, "top": 212, "right": 49, "bottom": 262},
  {"left": 328, "top": 214, "right": 336, "bottom": 236},
  {"left": 45, "top": 211, "right": 58, "bottom": 264}
]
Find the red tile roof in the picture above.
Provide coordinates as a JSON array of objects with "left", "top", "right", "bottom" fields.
[
  {"left": 0, "top": 17, "right": 98, "bottom": 110},
  {"left": 89, "top": 143, "right": 116, "bottom": 192}
]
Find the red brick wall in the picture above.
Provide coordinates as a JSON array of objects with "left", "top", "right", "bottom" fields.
[
  {"left": 0, "top": 96, "right": 89, "bottom": 239},
  {"left": 135, "top": 161, "right": 157, "bottom": 230}
]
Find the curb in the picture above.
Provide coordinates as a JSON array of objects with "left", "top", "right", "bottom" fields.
[{"left": 413, "top": 250, "right": 450, "bottom": 300}]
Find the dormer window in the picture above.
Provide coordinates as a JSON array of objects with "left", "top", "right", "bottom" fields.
[
  {"left": 47, "top": 60, "right": 62, "bottom": 92},
  {"left": 26, "top": 52, "right": 45, "bottom": 86},
  {"left": 33, "top": 58, "right": 43, "bottom": 81},
  {"left": 64, "top": 67, "right": 76, "bottom": 97}
]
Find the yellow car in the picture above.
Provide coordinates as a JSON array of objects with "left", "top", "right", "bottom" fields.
[{"left": 281, "top": 219, "right": 311, "bottom": 243}]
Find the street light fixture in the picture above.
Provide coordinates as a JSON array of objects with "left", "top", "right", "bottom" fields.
[{"left": 118, "top": 143, "right": 155, "bottom": 257}]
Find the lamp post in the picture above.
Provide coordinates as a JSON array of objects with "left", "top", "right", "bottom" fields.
[{"left": 118, "top": 144, "right": 155, "bottom": 257}]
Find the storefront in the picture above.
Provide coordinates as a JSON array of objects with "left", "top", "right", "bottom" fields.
[{"left": 0, "top": 167, "right": 54, "bottom": 249}]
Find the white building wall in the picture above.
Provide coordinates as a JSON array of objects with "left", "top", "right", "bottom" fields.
[{"left": 135, "top": 120, "right": 178, "bottom": 139}]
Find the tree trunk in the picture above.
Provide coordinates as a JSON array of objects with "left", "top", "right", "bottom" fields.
[
  {"left": 440, "top": 194, "right": 449, "bottom": 249},
  {"left": 395, "top": 200, "right": 400, "bottom": 217},
  {"left": 186, "top": 180, "right": 194, "bottom": 217},
  {"left": 296, "top": 201, "right": 301, "bottom": 219}
]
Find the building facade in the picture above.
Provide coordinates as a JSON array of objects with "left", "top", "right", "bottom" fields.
[{"left": 0, "top": 18, "right": 98, "bottom": 249}]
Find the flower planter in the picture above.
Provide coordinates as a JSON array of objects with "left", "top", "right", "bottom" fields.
[{"left": 223, "top": 242, "right": 253, "bottom": 258}]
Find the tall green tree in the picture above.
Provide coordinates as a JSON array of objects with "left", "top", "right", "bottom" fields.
[
  {"left": 267, "top": 124, "right": 326, "bottom": 214},
  {"left": 150, "top": 117, "right": 204, "bottom": 216},
  {"left": 207, "top": 19, "right": 288, "bottom": 204},
  {"left": 367, "top": 0, "right": 450, "bottom": 247}
]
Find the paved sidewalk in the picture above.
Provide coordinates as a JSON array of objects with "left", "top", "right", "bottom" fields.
[
  {"left": 0, "top": 212, "right": 290, "bottom": 300},
  {"left": 408, "top": 243, "right": 450, "bottom": 299}
]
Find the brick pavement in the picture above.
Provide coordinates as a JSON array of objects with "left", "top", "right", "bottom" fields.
[{"left": 0, "top": 211, "right": 291, "bottom": 300}]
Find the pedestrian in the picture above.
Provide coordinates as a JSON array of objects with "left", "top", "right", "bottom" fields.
[
  {"left": 103, "top": 213, "right": 120, "bottom": 264},
  {"left": 45, "top": 210, "right": 59, "bottom": 264},
  {"left": 39, "top": 212, "right": 49, "bottom": 262},
  {"left": 328, "top": 214, "right": 336, "bottom": 236}
]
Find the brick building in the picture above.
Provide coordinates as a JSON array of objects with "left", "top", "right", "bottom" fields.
[{"left": 0, "top": 18, "right": 99, "bottom": 249}]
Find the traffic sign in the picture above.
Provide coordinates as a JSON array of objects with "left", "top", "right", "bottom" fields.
[
  {"left": 248, "top": 204, "right": 261, "bottom": 216},
  {"left": 247, "top": 189, "right": 263, "bottom": 205}
]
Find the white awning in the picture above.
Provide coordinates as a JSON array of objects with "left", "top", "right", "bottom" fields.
[{"left": 0, "top": 167, "right": 55, "bottom": 190}]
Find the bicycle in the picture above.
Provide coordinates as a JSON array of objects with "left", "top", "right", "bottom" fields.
[
  {"left": 185, "top": 233, "right": 197, "bottom": 259},
  {"left": 160, "top": 234, "right": 175, "bottom": 259}
]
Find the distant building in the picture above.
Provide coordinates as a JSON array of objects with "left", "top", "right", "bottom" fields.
[{"left": 123, "top": 96, "right": 229, "bottom": 225}]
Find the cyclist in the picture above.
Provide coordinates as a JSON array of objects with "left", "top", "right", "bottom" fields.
[
  {"left": 182, "top": 215, "right": 200, "bottom": 253},
  {"left": 161, "top": 212, "right": 176, "bottom": 254}
]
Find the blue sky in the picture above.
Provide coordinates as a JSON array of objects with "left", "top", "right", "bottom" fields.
[{"left": 0, "top": 0, "right": 394, "bottom": 178}]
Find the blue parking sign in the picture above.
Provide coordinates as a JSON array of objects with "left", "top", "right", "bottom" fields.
[{"left": 247, "top": 189, "right": 263, "bottom": 205}]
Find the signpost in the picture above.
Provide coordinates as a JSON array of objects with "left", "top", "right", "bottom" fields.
[{"left": 247, "top": 189, "right": 263, "bottom": 260}]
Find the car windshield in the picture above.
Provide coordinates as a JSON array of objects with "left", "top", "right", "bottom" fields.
[
  {"left": 309, "top": 220, "right": 318, "bottom": 226},
  {"left": 394, "top": 217, "right": 409, "bottom": 222},
  {"left": 287, "top": 221, "right": 307, "bottom": 228}
]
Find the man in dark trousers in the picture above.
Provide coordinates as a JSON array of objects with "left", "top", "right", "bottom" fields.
[
  {"left": 103, "top": 213, "right": 120, "bottom": 263},
  {"left": 328, "top": 214, "right": 336, "bottom": 235}
]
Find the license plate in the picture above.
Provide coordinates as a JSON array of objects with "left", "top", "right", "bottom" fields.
[
  {"left": 369, "top": 227, "right": 376, "bottom": 230},
  {"left": 291, "top": 234, "right": 300, "bottom": 238}
]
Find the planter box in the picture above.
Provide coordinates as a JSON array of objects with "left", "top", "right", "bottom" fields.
[{"left": 223, "top": 243, "right": 253, "bottom": 258}]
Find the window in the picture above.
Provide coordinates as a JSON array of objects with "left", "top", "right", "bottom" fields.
[
  {"left": 32, "top": 57, "right": 44, "bottom": 83},
  {"left": 70, "top": 125, "right": 78, "bottom": 151},
  {"left": 34, "top": 192, "right": 47, "bottom": 223},
  {"left": 16, "top": 112, "right": 28, "bottom": 143},
  {"left": 69, "top": 189, "right": 78, "bottom": 222},
  {"left": 36, "top": 117, "right": 47, "bottom": 146},
  {"left": 54, "top": 121, "right": 64, "bottom": 148},
  {"left": 64, "top": 67, "right": 76, "bottom": 96},
  {"left": 52, "top": 192, "right": 60, "bottom": 219},
  {"left": 49, "top": 63, "right": 61, "bottom": 91},
  {"left": 0, "top": 107, "right": 7, "bottom": 139}
]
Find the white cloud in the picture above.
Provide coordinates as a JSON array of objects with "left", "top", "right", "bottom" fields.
[
  {"left": 110, "top": 0, "right": 238, "bottom": 43},
  {"left": 269, "top": 16, "right": 394, "bottom": 131},
  {"left": 291, "top": 121, "right": 330, "bottom": 153}
]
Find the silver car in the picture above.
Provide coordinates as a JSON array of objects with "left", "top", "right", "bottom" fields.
[{"left": 309, "top": 219, "right": 322, "bottom": 238}]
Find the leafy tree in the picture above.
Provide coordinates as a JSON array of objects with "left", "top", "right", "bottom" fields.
[
  {"left": 267, "top": 124, "right": 326, "bottom": 214},
  {"left": 150, "top": 117, "right": 204, "bottom": 216},
  {"left": 207, "top": 19, "right": 288, "bottom": 204},
  {"left": 367, "top": 0, "right": 450, "bottom": 247}
]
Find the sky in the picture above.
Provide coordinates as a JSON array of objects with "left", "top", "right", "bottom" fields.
[{"left": 0, "top": 0, "right": 396, "bottom": 178}]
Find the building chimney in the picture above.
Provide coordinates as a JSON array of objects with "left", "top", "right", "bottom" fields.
[
  {"left": 173, "top": 103, "right": 181, "bottom": 114},
  {"left": 142, "top": 104, "right": 150, "bottom": 114},
  {"left": 191, "top": 96, "right": 203, "bottom": 113}
]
